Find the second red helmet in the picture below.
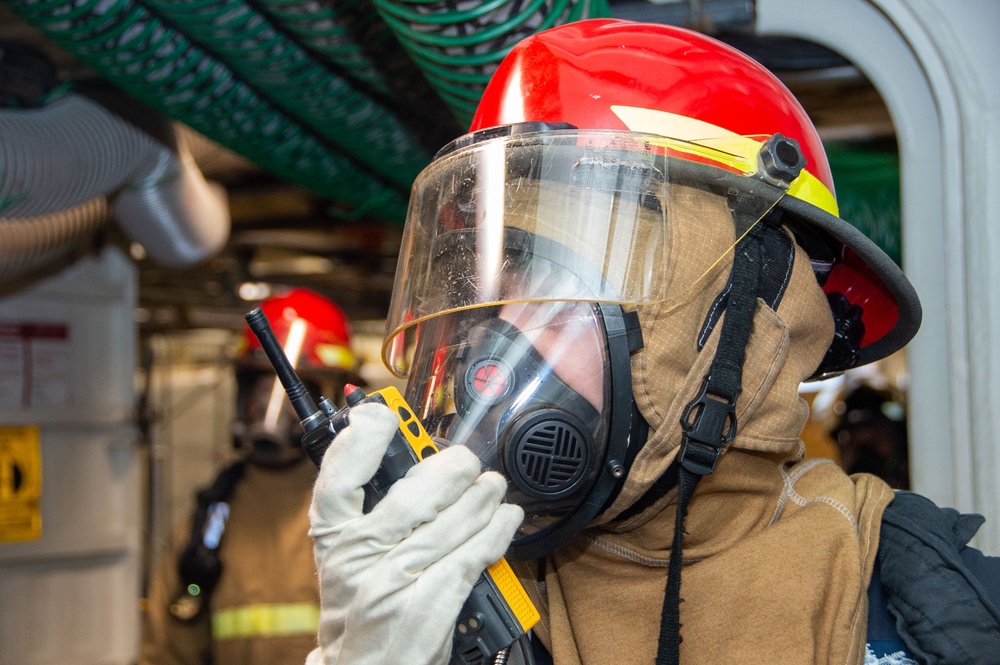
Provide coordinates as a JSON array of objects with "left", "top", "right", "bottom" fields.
[{"left": 238, "top": 287, "right": 358, "bottom": 380}]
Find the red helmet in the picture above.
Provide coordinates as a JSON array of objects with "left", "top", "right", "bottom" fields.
[
  {"left": 455, "top": 18, "right": 920, "bottom": 376},
  {"left": 238, "top": 287, "right": 357, "bottom": 379}
]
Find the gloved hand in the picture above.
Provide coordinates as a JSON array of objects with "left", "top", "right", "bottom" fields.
[{"left": 305, "top": 401, "right": 524, "bottom": 665}]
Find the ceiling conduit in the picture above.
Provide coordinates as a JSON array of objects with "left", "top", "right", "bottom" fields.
[
  {"left": 5, "top": 0, "right": 412, "bottom": 222},
  {"left": 255, "top": 0, "right": 465, "bottom": 150},
  {"left": 0, "top": 91, "right": 231, "bottom": 281},
  {"left": 6, "top": 0, "right": 608, "bottom": 225},
  {"left": 138, "top": 0, "right": 431, "bottom": 190},
  {"left": 254, "top": 0, "right": 395, "bottom": 98},
  {"left": 0, "top": 198, "right": 108, "bottom": 285},
  {"left": 371, "top": 0, "right": 612, "bottom": 126}
]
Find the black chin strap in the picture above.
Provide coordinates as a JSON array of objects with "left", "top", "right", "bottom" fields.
[{"left": 656, "top": 207, "right": 766, "bottom": 665}]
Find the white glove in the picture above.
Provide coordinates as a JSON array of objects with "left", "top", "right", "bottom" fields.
[{"left": 305, "top": 401, "right": 524, "bottom": 665}]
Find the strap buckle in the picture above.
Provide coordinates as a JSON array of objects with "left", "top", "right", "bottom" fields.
[{"left": 679, "top": 378, "right": 738, "bottom": 476}]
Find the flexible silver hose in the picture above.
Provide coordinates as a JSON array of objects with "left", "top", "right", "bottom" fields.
[
  {"left": 0, "top": 197, "right": 107, "bottom": 282},
  {"left": 0, "top": 93, "right": 230, "bottom": 276},
  {"left": 111, "top": 142, "right": 230, "bottom": 266}
]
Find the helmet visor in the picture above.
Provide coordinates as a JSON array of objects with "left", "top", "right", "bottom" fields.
[{"left": 384, "top": 129, "right": 785, "bottom": 376}]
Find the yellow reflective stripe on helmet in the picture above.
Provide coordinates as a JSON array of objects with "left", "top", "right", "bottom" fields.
[
  {"left": 211, "top": 603, "right": 319, "bottom": 640},
  {"left": 787, "top": 169, "right": 839, "bottom": 217},
  {"left": 611, "top": 104, "right": 839, "bottom": 217},
  {"left": 315, "top": 342, "right": 356, "bottom": 371}
]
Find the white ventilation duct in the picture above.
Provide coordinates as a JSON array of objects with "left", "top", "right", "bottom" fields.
[
  {"left": 0, "top": 197, "right": 107, "bottom": 283},
  {"left": 0, "top": 92, "right": 230, "bottom": 281}
]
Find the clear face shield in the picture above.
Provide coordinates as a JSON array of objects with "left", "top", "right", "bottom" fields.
[{"left": 382, "top": 128, "right": 785, "bottom": 555}]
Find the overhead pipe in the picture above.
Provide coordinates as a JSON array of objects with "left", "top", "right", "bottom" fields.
[
  {"left": 0, "top": 91, "right": 230, "bottom": 280},
  {"left": 0, "top": 198, "right": 107, "bottom": 285},
  {"left": 255, "top": 0, "right": 463, "bottom": 151},
  {"left": 256, "top": 0, "right": 396, "bottom": 97},
  {"left": 139, "top": 0, "right": 432, "bottom": 189},
  {"left": 5, "top": 0, "right": 410, "bottom": 222},
  {"left": 371, "top": 0, "right": 612, "bottom": 126},
  {"left": 7, "top": 0, "right": 610, "bottom": 225}
]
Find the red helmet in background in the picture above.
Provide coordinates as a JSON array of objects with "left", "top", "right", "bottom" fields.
[
  {"left": 460, "top": 18, "right": 920, "bottom": 376},
  {"left": 238, "top": 287, "right": 358, "bottom": 382},
  {"left": 235, "top": 288, "right": 358, "bottom": 466}
]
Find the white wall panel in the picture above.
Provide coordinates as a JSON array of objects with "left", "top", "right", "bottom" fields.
[{"left": 0, "top": 247, "right": 140, "bottom": 665}]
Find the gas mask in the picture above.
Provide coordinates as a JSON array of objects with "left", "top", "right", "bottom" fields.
[
  {"left": 234, "top": 370, "right": 317, "bottom": 468},
  {"left": 403, "top": 300, "right": 643, "bottom": 560},
  {"left": 451, "top": 315, "right": 604, "bottom": 505}
]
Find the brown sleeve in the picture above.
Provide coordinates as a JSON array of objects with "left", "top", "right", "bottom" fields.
[{"left": 139, "top": 524, "right": 212, "bottom": 665}]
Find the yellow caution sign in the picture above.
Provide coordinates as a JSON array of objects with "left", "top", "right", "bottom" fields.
[{"left": 0, "top": 426, "right": 42, "bottom": 543}]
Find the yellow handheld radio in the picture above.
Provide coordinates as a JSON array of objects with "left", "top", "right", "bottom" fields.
[{"left": 244, "top": 308, "right": 539, "bottom": 664}]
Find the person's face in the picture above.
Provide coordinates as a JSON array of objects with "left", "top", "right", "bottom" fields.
[{"left": 498, "top": 300, "right": 606, "bottom": 412}]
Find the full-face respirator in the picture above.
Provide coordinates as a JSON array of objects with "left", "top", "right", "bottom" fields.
[
  {"left": 234, "top": 369, "right": 317, "bottom": 468},
  {"left": 399, "top": 295, "right": 644, "bottom": 559},
  {"left": 452, "top": 315, "right": 605, "bottom": 509}
]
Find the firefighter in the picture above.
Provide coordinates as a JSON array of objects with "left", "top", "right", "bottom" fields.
[
  {"left": 304, "top": 19, "right": 1000, "bottom": 665},
  {"left": 142, "top": 288, "right": 362, "bottom": 665}
]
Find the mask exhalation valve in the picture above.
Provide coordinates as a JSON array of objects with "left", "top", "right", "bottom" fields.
[{"left": 505, "top": 409, "right": 593, "bottom": 499}]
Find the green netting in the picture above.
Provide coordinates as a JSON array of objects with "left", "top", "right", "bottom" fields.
[{"left": 826, "top": 139, "right": 902, "bottom": 266}]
